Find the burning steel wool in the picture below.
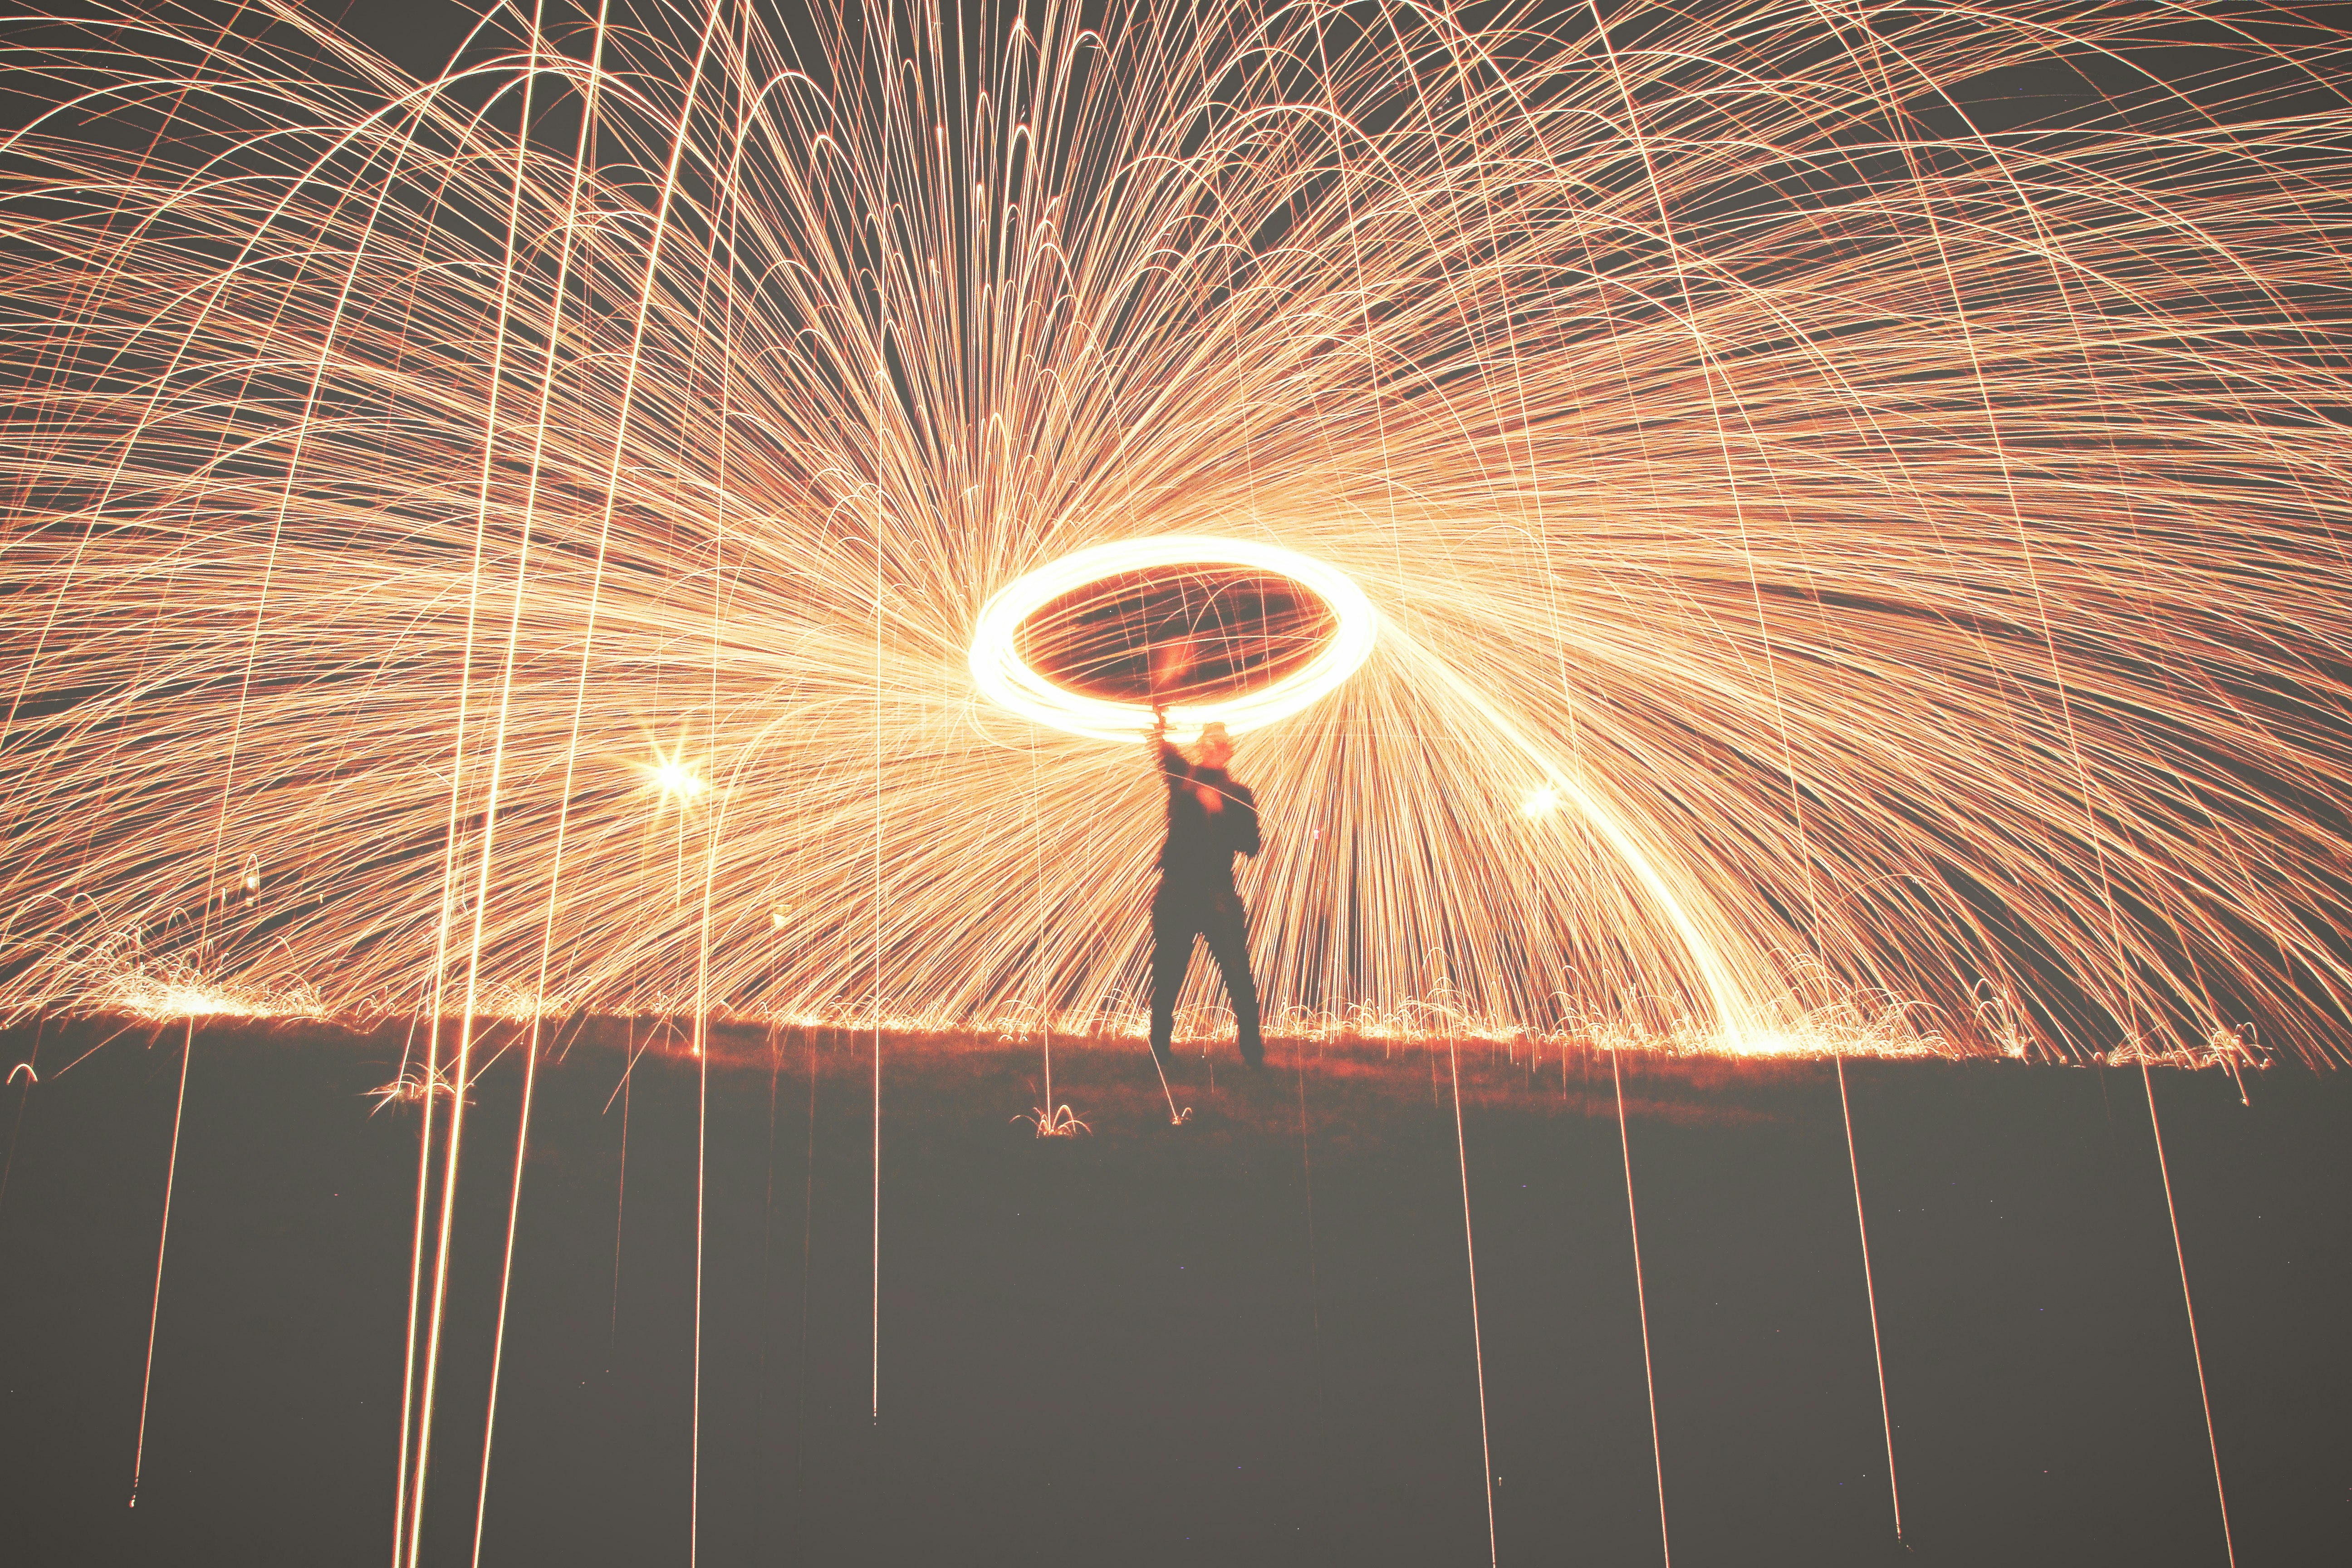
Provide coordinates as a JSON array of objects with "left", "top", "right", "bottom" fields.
[{"left": 3, "top": 0, "right": 2351, "bottom": 1072}]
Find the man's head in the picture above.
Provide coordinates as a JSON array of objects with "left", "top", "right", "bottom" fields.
[{"left": 1196, "top": 721, "right": 1233, "bottom": 770}]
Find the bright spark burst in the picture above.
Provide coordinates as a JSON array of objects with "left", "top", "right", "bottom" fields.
[
  {"left": 2, "top": 2, "right": 2350, "bottom": 1066},
  {"left": 647, "top": 755, "right": 706, "bottom": 804}
]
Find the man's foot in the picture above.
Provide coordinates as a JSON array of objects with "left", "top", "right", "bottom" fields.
[
  {"left": 1240, "top": 1045, "right": 1265, "bottom": 1071},
  {"left": 1150, "top": 1044, "right": 1176, "bottom": 1077}
]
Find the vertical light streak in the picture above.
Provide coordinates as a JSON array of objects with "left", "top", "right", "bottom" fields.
[
  {"left": 2141, "top": 1062, "right": 2235, "bottom": 1568},
  {"left": 797, "top": 1028, "right": 818, "bottom": 1437},
  {"left": 1614, "top": 1047, "right": 1670, "bottom": 1568},
  {"left": 757, "top": 1028, "right": 782, "bottom": 1398},
  {"left": 1835, "top": 1054, "right": 1901, "bottom": 1539},
  {"left": 610, "top": 1062, "right": 630, "bottom": 1368},
  {"left": 690, "top": 8, "right": 750, "bottom": 1541},
  {"left": 406, "top": 948, "right": 481, "bottom": 1567},
  {"left": 1029, "top": 736, "right": 1052, "bottom": 1121},
  {"left": 870, "top": 0, "right": 891, "bottom": 1426},
  {"left": 392, "top": 985, "right": 440, "bottom": 1567},
  {"left": 403, "top": 16, "right": 579, "bottom": 1547},
  {"left": 433, "top": 10, "right": 587, "bottom": 1561},
  {"left": 1297, "top": 1053, "right": 1320, "bottom": 1347},
  {"left": 127, "top": 1017, "right": 192, "bottom": 1509},
  {"left": 470, "top": 1023, "right": 538, "bottom": 1568},
  {"left": 471, "top": 2, "right": 616, "bottom": 1554},
  {"left": 423, "top": 0, "right": 722, "bottom": 1540},
  {"left": 1296, "top": 1044, "right": 1323, "bottom": 1541},
  {"left": 1446, "top": 1037, "right": 1499, "bottom": 1566},
  {"left": 281, "top": 81, "right": 519, "bottom": 1568},
  {"left": 690, "top": 976, "right": 710, "bottom": 1567},
  {"left": 870, "top": 528, "right": 883, "bottom": 1429},
  {"left": 393, "top": 133, "right": 508, "bottom": 1568}
]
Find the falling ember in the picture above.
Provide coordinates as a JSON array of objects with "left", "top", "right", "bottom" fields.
[
  {"left": 367, "top": 1067, "right": 466, "bottom": 1116},
  {"left": 0, "top": 0, "right": 2344, "bottom": 1068}
]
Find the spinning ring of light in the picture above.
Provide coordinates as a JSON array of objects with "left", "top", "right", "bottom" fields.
[{"left": 969, "top": 536, "right": 1377, "bottom": 742}]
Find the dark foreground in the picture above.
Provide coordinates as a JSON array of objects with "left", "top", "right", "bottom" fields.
[{"left": 0, "top": 1015, "right": 2343, "bottom": 1566}]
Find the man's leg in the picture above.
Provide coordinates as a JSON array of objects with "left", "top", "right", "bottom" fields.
[
  {"left": 1148, "top": 890, "right": 1193, "bottom": 1071},
  {"left": 1203, "top": 888, "right": 1263, "bottom": 1068}
]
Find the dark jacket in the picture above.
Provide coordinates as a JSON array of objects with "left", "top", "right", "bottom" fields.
[{"left": 1157, "top": 741, "right": 1260, "bottom": 887}]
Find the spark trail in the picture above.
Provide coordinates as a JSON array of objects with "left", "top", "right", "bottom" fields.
[
  {"left": 1615, "top": 1046, "right": 1670, "bottom": 1568},
  {"left": 1837, "top": 1054, "right": 1902, "bottom": 1538},
  {"left": 3, "top": 2, "right": 2350, "bottom": 1066}
]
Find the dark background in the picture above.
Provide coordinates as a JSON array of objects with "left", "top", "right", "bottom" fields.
[{"left": 0, "top": 1019, "right": 2342, "bottom": 1566}]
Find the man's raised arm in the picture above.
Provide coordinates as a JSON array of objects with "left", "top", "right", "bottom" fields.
[{"left": 1152, "top": 705, "right": 1187, "bottom": 781}]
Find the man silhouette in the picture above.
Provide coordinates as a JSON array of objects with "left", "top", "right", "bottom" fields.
[{"left": 1148, "top": 709, "right": 1264, "bottom": 1073}]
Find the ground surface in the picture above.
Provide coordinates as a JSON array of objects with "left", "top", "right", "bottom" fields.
[{"left": 0, "top": 1016, "right": 2343, "bottom": 1566}]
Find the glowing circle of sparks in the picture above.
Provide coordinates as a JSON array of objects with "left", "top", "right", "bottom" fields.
[{"left": 969, "top": 537, "right": 1377, "bottom": 742}]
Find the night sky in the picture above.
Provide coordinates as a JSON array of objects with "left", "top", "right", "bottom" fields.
[{"left": 1, "top": 1019, "right": 2343, "bottom": 1565}]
